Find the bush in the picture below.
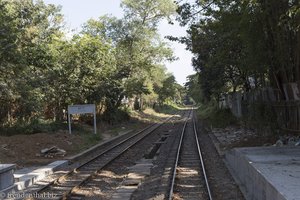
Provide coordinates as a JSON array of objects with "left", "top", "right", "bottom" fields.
[
  {"left": 101, "top": 108, "right": 130, "bottom": 124},
  {"left": 241, "top": 102, "right": 277, "bottom": 135},
  {"left": 154, "top": 103, "right": 181, "bottom": 115},
  {"left": 0, "top": 119, "right": 67, "bottom": 136},
  {"left": 197, "top": 102, "right": 238, "bottom": 128},
  {"left": 211, "top": 108, "right": 238, "bottom": 128}
]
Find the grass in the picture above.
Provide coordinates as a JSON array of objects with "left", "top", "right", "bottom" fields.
[
  {"left": 0, "top": 119, "right": 67, "bottom": 136},
  {"left": 130, "top": 102, "right": 184, "bottom": 123},
  {"left": 75, "top": 132, "right": 102, "bottom": 151},
  {"left": 0, "top": 117, "right": 100, "bottom": 136},
  {"left": 130, "top": 108, "right": 171, "bottom": 123},
  {"left": 153, "top": 102, "right": 183, "bottom": 115}
]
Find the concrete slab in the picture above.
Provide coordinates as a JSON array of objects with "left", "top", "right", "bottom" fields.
[
  {"left": 127, "top": 163, "right": 153, "bottom": 176},
  {"left": 111, "top": 159, "right": 154, "bottom": 200},
  {"left": 111, "top": 186, "right": 138, "bottom": 200},
  {"left": 135, "top": 158, "right": 153, "bottom": 164},
  {"left": 0, "top": 165, "right": 15, "bottom": 174},
  {"left": 0, "top": 164, "right": 15, "bottom": 190},
  {"left": 225, "top": 146, "right": 300, "bottom": 200},
  {"left": 116, "top": 185, "right": 138, "bottom": 193},
  {"left": 14, "top": 160, "right": 68, "bottom": 187},
  {"left": 111, "top": 193, "right": 132, "bottom": 200},
  {"left": 0, "top": 160, "right": 68, "bottom": 196},
  {"left": 127, "top": 173, "right": 145, "bottom": 179}
]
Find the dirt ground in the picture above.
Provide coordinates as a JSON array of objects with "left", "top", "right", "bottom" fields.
[
  {"left": 211, "top": 125, "right": 278, "bottom": 153},
  {"left": 0, "top": 108, "right": 173, "bottom": 169},
  {"left": 0, "top": 131, "right": 85, "bottom": 168}
]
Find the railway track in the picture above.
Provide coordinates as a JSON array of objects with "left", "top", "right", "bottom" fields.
[
  {"left": 168, "top": 108, "right": 212, "bottom": 200},
  {"left": 23, "top": 112, "right": 185, "bottom": 200}
]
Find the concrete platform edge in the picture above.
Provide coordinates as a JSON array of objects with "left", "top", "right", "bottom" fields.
[
  {"left": 225, "top": 148, "right": 289, "bottom": 200},
  {"left": 1, "top": 160, "right": 68, "bottom": 195},
  {"left": 208, "top": 133, "right": 224, "bottom": 156},
  {"left": 223, "top": 158, "right": 250, "bottom": 200}
]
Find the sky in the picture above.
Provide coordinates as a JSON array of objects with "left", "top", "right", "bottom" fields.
[{"left": 43, "top": 0, "right": 195, "bottom": 85}]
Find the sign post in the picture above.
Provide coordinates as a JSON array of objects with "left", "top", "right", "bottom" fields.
[{"left": 67, "top": 104, "right": 97, "bottom": 134}]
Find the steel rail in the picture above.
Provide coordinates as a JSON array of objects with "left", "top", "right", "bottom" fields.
[
  {"left": 193, "top": 110, "right": 213, "bottom": 200},
  {"left": 31, "top": 112, "right": 181, "bottom": 200},
  {"left": 167, "top": 109, "right": 192, "bottom": 200},
  {"left": 34, "top": 123, "right": 155, "bottom": 193},
  {"left": 168, "top": 108, "right": 213, "bottom": 200},
  {"left": 66, "top": 120, "right": 169, "bottom": 199}
]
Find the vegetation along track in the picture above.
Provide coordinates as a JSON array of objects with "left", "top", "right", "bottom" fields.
[
  {"left": 23, "top": 111, "right": 183, "bottom": 200},
  {"left": 168, "top": 108, "right": 212, "bottom": 200}
]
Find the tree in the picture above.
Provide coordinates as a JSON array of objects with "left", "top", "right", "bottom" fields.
[
  {"left": 0, "top": 0, "right": 183, "bottom": 128},
  {"left": 0, "top": 0, "right": 63, "bottom": 124},
  {"left": 40, "top": 33, "right": 116, "bottom": 121},
  {"left": 82, "top": 0, "right": 177, "bottom": 112},
  {"left": 185, "top": 74, "right": 203, "bottom": 103},
  {"left": 155, "top": 74, "right": 177, "bottom": 104},
  {"left": 121, "top": 0, "right": 177, "bottom": 27},
  {"left": 258, "top": 0, "right": 300, "bottom": 98},
  {"left": 175, "top": 0, "right": 300, "bottom": 100}
]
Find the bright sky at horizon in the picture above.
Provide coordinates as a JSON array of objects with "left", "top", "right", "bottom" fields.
[{"left": 43, "top": 0, "right": 195, "bottom": 85}]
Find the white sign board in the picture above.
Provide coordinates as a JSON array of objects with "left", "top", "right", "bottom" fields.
[
  {"left": 68, "top": 104, "right": 95, "bottom": 114},
  {"left": 67, "top": 104, "right": 97, "bottom": 134}
]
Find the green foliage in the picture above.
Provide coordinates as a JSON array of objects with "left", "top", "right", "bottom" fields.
[
  {"left": 153, "top": 102, "right": 181, "bottom": 115},
  {"left": 102, "top": 108, "right": 130, "bottom": 124},
  {"left": 0, "top": 0, "right": 63, "bottom": 124},
  {"left": 241, "top": 102, "right": 277, "bottom": 133},
  {"left": 83, "top": 133, "right": 102, "bottom": 147},
  {"left": 185, "top": 74, "right": 204, "bottom": 103},
  {"left": 175, "top": 0, "right": 300, "bottom": 100},
  {"left": 0, "top": 0, "right": 185, "bottom": 133},
  {"left": 69, "top": 128, "right": 102, "bottom": 151},
  {"left": 121, "top": 0, "right": 177, "bottom": 26},
  {"left": 82, "top": 0, "right": 180, "bottom": 112},
  {"left": 0, "top": 119, "right": 66, "bottom": 136},
  {"left": 155, "top": 74, "right": 178, "bottom": 104},
  {"left": 197, "top": 103, "right": 237, "bottom": 128}
]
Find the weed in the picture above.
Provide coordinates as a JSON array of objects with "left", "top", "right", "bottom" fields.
[
  {"left": 0, "top": 119, "right": 67, "bottom": 136},
  {"left": 154, "top": 102, "right": 182, "bottom": 115}
]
